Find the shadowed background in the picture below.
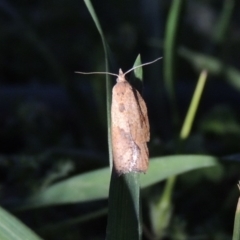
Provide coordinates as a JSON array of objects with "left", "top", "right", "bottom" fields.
[{"left": 0, "top": 0, "right": 240, "bottom": 239}]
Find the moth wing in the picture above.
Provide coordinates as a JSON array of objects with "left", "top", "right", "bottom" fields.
[
  {"left": 111, "top": 81, "right": 149, "bottom": 174},
  {"left": 111, "top": 82, "right": 135, "bottom": 173},
  {"left": 124, "top": 85, "right": 150, "bottom": 144},
  {"left": 123, "top": 85, "right": 149, "bottom": 172}
]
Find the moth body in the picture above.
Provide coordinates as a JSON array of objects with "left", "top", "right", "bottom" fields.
[{"left": 111, "top": 70, "right": 150, "bottom": 175}]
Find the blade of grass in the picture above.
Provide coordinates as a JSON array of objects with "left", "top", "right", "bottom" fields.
[
  {"left": 213, "top": 0, "right": 235, "bottom": 45},
  {"left": 83, "top": 0, "right": 112, "bottom": 169},
  {"left": 180, "top": 70, "right": 208, "bottom": 139},
  {"left": 106, "top": 173, "right": 141, "bottom": 240},
  {"left": 151, "top": 69, "right": 208, "bottom": 237},
  {"left": 23, "top": 155, "right": 218, "bottom": 209},
  {"left": 20, "top": 155, "right": 218, "bottom": 209},
  {"left": 133, "top": 54, "right": 143, "bottom": 81},
  {"left": 163, "top": 0, "right": 185, "bottom": 128},
  {"left": 0, "top": 206, "right": 43, "bottom": 240},
  {"left": 150, "top": 176, "right": 174, "bottom": 239}
]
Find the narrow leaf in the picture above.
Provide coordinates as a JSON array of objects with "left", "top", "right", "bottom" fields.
[
  {"left": 25, "top": 155, "right": 219, "bottom": 208},
  {"left": 0, "top": 206, "right": 43, "bottom": 240},
  {"left": 83, "top": 0, "right": 113, "bottom": 169},
  {"left": 180, "top": 70, "right": 208, "bottom": 139}
]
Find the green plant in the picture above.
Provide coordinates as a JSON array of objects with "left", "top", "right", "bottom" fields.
[{"left": 0, "top": 1, "right": 239, "bottom": 240}]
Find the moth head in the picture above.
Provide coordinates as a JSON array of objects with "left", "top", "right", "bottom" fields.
[{"left": 117, "top": 69, "right": 126, "bottom": 83}]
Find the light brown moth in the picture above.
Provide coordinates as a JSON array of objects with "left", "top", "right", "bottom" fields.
[
  {"left": 76, "top": 57, "right": 162, "bottom": 175},
  {"left": 111, "top": 68, "right": 149, "bottom": 174}
]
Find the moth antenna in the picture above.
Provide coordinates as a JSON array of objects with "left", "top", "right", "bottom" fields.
[
  {"left": 123, "top": 57, "right": 162, "bottom": 76},
  {"left": 75, "top": 56, "right": 162, "bottom": 77},
  {"left": 75, "top": 71, "right": 119, "bottom": 77}
]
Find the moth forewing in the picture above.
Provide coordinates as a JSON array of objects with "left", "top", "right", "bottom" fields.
[
  {"left": 111, "top": 73, "right": 149, "bottom": 175},
  {"left": 131, "top": 88, "right": 150, "bottom": 142}
]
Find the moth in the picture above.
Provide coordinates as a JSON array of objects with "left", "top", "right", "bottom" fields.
[
  {"left": 76, "top": 57, "right": 161, "bottom": 175},
  {"left": 111, "top": 69, "right": 149, "bottom": 174}
]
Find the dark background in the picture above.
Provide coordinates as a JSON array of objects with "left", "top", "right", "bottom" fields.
[{"left": 0, "top": 0, "right": 240, "bottom": 239}]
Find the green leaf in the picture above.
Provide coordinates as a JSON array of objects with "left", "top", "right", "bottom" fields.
[
  {"left": 26, "top": 155, "right": 218, "bottom": 208},
  {"left": 0, "top": 206, "right": 43, "bottom": 240},
  {"left": 140, "top": 155, "right": 218, "bottom": 188},
  {"left": 83, "top": 0, "right": 113, "bottom": 170},
  {"left": 150, "top": 177, "right": 175, "bottom": 239},
  {"left": 133, "top": 54, "right": 143, "bottom": 81},
  {"left": 163, "top": 0, "right": 185, "bottom": 127},
  {"left": 106, "top": 172, "right": 141, "bottom": 240},
  {"left": 212, "top": 0, "right": 235, "bottom": 44},
  {"left": 180, "top": 70, "right": 208, "bottom": 140}
]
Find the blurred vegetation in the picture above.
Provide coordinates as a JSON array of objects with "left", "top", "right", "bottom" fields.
[{"left": 0, "top": 0, "right": 240, "bottom": 239}]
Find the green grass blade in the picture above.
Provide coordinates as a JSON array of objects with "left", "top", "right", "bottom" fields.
[
  {"left": 213, "top": 0, "right": 235, "bottom": 44},
  {"left": 140, "top": 155, "right": 218, "bottom": 188},
  {"left": 163, "top": 0, "right": 185, "bottom": 127},
  {"left": 154, "top": 69, "right": 207, "bottom": 236},
  {"left": 106, "top": 173, "right": 141, "bottom": 240},
  {"left": 0, "top": 206, "right": 43, "bottom": 240},
  {"left": 24, "top": 155, "right": 218, "bottom": 208},
  {"left": 180, "top": 70, "right": 208, "bottom": 139},
  {"left": 150, "top": 177, "right": 175, "bottom": 239},
  {"left": 83, "top": 0, "right": 112, "bottom": 169},
  {"left": 133, "top": 54, "right": 143, "bottom": 81}
]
